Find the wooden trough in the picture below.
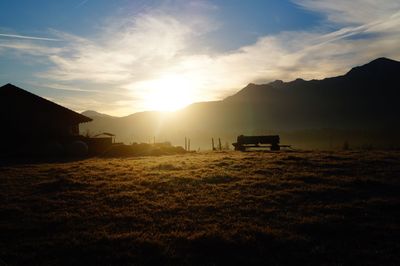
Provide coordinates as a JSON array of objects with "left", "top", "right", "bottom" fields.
[{"left": 232, "top": 135, "right": 291, "bottom": 151}]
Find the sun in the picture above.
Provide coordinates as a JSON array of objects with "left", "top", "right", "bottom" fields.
[{"left": 135, "top": 74, "right": 197, "bottom": 112}]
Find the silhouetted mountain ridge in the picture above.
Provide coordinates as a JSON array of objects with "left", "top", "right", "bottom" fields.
[
  {"left": 80, "top": 57, "right": 400, "bottom": 147},
  {"left": 81, "top": 110, "right": 114, "bottom": 118},
  {"left": 345, "top": 57, "right": 399, "bottom": 78}
]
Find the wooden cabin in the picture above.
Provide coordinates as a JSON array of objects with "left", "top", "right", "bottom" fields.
[{"left": 0, "top": 83, "right": 92, "bottom": 155}]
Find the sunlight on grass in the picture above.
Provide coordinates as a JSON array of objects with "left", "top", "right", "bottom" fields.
[{"left": 1, "top": 151, "right": 399, "bottom": 264}]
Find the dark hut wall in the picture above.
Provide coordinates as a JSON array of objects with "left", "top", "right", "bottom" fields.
[
  {"left": 0, "top": 83, "right": 91, "bottom": 154},
  {"left": 3, "top": 115, "right": 80, "bottom": 140}
]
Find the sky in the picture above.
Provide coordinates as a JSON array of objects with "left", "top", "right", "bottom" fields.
[{"left": 0, "top": 0, "right": 399, "bottom": 116}]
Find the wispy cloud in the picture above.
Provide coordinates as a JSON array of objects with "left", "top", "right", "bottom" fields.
[
  {"left": 0, "top": 41, "right": 61, "bottom": 56},
  {"left": 0, "top": 33, "right": 60, "bottom": 41},
  {"left": 1, "top": 0, "right": 400, "bottom": 115},
  {"left": 41, "top": 83, "right": 102, "bottom": 93},
  {"left": 76, "top": 0, "right": 89, "bottom": 8},
  {"left": 294, "top": 0, "right": 400, "bottom": 25},
  {"left": 41, "top": 13, "right": 194, "bottom": 83}
]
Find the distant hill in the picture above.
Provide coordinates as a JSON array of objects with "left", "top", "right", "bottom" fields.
[
  {"left": 80, "top": 57, "right": 400, "bottom": 149},
  {"left": 81, "top": 110, "right": 114, "bottom": 118}
]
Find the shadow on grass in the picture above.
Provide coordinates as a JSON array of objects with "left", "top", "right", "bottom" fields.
[
  {"left": 202, "top": 175, "right": 239, "bottom": 184},
  {"left": 0, "top": 156, "right": 88, "bottom": 167},
  {"left": 35, "top": 178, "right": 88, "bottom": 193}
]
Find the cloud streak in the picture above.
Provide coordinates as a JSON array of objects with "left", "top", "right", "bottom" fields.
[
  {"left": 0, "top": 33, "right": 60, "bottom": 42},
  {"left": 294, "top": 0, "right": 400, "bottom": 25}
]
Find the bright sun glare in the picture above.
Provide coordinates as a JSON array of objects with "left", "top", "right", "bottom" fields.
[{"left": 135, "top": 74, "right": 197, "bottom": 112}]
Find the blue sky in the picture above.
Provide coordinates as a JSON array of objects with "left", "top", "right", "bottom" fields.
[
  {"left": 1, "top": 0, "right": 399, "bottom": 115},
  {"left": 0, "top": 1, "right": 322, "bottom": 48}
]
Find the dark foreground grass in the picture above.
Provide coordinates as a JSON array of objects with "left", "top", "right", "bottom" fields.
[{"left": 0, "top": 151, "right": 399, "bottom": 265}]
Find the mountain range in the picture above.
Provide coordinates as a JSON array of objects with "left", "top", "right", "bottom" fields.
[{"left": 80, "top": 57, "right": 400, "bottom": 149}]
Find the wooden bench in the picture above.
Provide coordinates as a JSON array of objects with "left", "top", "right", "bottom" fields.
[{"left": 232, "top": 135, "right": 288, "bottom": 151}]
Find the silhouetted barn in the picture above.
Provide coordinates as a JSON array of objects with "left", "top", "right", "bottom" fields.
[{"left": 0, "top": 83, "right": 92, "bottom": 156}]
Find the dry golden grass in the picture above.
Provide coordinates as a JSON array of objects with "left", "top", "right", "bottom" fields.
[{"left": 1, "top": 150, "right": 399, "bottom": 265}]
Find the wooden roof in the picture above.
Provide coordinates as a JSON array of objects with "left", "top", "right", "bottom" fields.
[{"left": 0, "top": 83, "right": 92, "bottom": 124}]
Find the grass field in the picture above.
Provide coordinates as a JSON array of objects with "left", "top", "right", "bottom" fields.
[{"left": 1, "top": 150, "right": 399, "bottom": 265}]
